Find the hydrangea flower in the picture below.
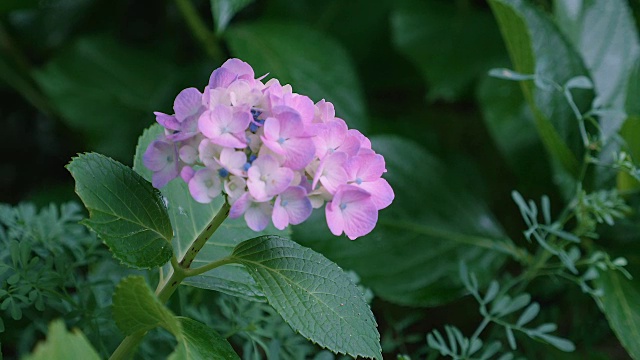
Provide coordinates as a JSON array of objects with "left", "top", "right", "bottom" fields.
[{"left": 144, "top": 58, "right": 394, "bottom": 239}]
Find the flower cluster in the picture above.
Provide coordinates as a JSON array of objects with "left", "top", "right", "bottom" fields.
[{"left": 144, "top": 59, "right": 394, "bottom": 239}]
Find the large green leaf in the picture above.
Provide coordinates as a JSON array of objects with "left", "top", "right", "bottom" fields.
[
  {"left": 67, "top": 153, "right": 173, "bottom": 269},
  {"left": 391, "top": 0, "right": 505, "bottom": 101},
  {"left": 133, "top": 124, "right": 285, "bottom": 301},
  {"left": 618, "top": 60, "right": 640, "bottom": 191},
  {"left": 554, "top": 0, "right": 639, "bottom": 112},
  {"left": 477, "top": 75, "right": 553, "bottom": 193},
  {"left": 596, "top": 271, "right": 640, "bottom": 359},
  {"left": 627, "top": 59, "right": 640, "bottom": 117},
  {"left": 225, "top": 22, "right": 368, "bottom": 131},
  {"left": 169, "top": 317, "right": 240, "bottom": 360},
  {"left": 113, "top": 276, "right": 180, "bottom": 335},
  {"left": 113, "top": 276, "right": 239, "bottom": 359},
  {"left": 24, "top": 320, "right": 100, "bottom": 360},
  {"left": 230, "top": 235, "right": 381, "bottom": 359},
  {"left": 33, "top": 35, "right": 178, "bottom": 161},
  {"left": 294, "top": 136, "right": 513, "bottom": 307},
  {"left": 210, "top": 0, "right": 253, "bottom": 34},
  {"left": 488, "top": 0, "right": 593, "bottom": 178}
]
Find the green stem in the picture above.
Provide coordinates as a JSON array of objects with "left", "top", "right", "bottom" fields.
[
  {"left": 174, "top": 0, "right": 224, "bottom": 62},
  {"left": 184, "top": 256, "right": 235, "bottom": 277},
  {"left": 108, "top": 332, "right": 146, "bottom": 360},
  {"left": 109, "top": 202, "right": 231, "bottom": 360}
]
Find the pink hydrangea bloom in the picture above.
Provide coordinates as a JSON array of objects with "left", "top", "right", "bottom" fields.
[{"left": 144, "top": 58, "right": 394, "bottom": 239}]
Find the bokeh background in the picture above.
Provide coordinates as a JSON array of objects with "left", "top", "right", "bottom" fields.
[{"left": 2, "top": 0, "right": 640, "bottom": 358}]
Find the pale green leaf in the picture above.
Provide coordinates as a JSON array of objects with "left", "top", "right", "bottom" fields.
[
  {"left": 294, "top": 136, "right": 511, "bottom": 306},
  {"left": 67, "top": 153, "right": 173, "bottom": 269},
  {"left": 555, "top": 0, "right": 639, "bottom": 110},
  {"left": 489, "top": 0, "right": 593, "bottom": 178},
  {"left": 534, "top": 333, "right": 575, "bottom": 352},
  {"left": 112, "top": 276, "right": 180, "bottom": 336},
  {"left": 169, "top": 317, "right": 239, "bottom": 360},
  {"left": 210, "top": 0, "right": 253, "bottom": 34},
  {"left": 230, "top": 235, "right": 382, "bottom": 360},
  {"left": 24, "top": 320, "right": 100, "bottom": 360},
  {"left": 225, "top": 22, "right": 368, "bottom": 131},
  {"left": 596, "top": 270, "right": 640, "bottom": 359},
  {"left": 516, "top": 302, "right": 540, "bottom": 327}
]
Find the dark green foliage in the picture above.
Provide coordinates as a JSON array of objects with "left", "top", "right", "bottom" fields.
[
  {"left": 3, "top": 0, "right": 640, "bottom": 359},
  {"left": 0, "top": 202, "right": 116, "bottom": 357}
]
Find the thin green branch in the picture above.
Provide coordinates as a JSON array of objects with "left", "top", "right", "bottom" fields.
[
  {"left": 0, "top": 22, "right": 56, "bottom": 117},
  {"left": 174, "top": 0, "right": 225, "bottom": 62},
  {"left": 109, "top": 201, "right": 231, "bottom": 360}
]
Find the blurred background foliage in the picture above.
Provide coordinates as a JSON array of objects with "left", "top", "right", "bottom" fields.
[{"left": 2, "top": 0, "right": 640, "bottom": 358}]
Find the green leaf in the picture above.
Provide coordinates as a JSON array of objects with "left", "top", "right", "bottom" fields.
[
  {"left": 618, "top": 60, "right": 640, "bottom": 191},
  {"left": 391, "top": 0, "right": 505, "bottom": 101},
  {"left": 169, "top": 317, "right": 239, "bottom": 360},
  {"left": 67, "top": 153, "right": 173, "bottom": 269},
  {"left": 627, "top": 59, "right": 640, "bottom": 116},
  {"left": 225, "top": 22, "right": 368, "bottom": 131},
  {"left": 534, "top": 333, "right": 575, "bottom": 352},
  {"left": 488, "top": 0, "right": 593, "bottom": 178},
  {"left": 24, "top": 320, "right": 100, "bottom": 360},
  {"left": 112, "top": 276, "right": 180, "bottom": 336},
  {"left": 294, "top": 136, "right": 511, "bottom": 306},
  {"left": 554, "top": 0, "right": 640, "bottom": 111},
  {"left": 477, "top": 75, "right": 554, "bottom": 193},
  {"left": 210, "top": 0, "right": 253, "bottom": 34},
  {"left": 133, "top": 124, "right": 284, "bottom": 301},
  {"left": 596, "top": 270, "right": 640, "bottom": 359},
  {"left": 230, "top": 235, "right": 381, "bottom": 359},
  {"left": 516, "top": 302, "right": 540, "bottom": 327},
  {"left": 33, "top": 35, "right": 178, "bottom": 161},
  {"left": 113, "top": 277, "right": 239, "bottom": 359}
]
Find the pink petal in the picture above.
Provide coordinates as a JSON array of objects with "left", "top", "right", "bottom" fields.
[
  {"left": 221, "top": 58, "right": 255, "bottom": 80},
  {"left": 154, "top": 112, "right": 181, "bottom": 131},
  {"left": 325, "top": 201, "right": 344, "bottom": 236},
  {"left": 336, "top": 134, "right": 361, "bottom": 157},
  {"left": 343, "top": 198, "right": 377, "bottom": 240},
  {"left": 143, "top": 140, "right": 173, "bottom": 172},
  {"left": 282, "top": 137, "right": 315, "bottom": 170},
  {"left": 208, "top": 67, "right": 237, "bottom": 89},
  {"left": 219, "top": 148, "right": 247, "bottom": 175},
  {"left": 273, "top": 107, "right": 304, "bottom": 138},
  {"left": 348, "top": 129, "right": 372, "bottom": 150},
  {"left": 180, "top": 166, "right": 195, "bottom": 183},
  {"left": 230, "top": 192, "right": 251, "bottom": 218},
  {"left": 174, "top": 87, "right": 202, "bottom": 122},
  {"left": 245, "top": 202, "right": 271, "bottom": 231},
  {"left": 314, "top": 120, "right": 347, "bottom": 158},
  {"left": 228, "top": 108, "right": 252, "bottom": 133},
  {"left": 315, "top": 99, "right": 335, "bottom": 123},
  {"left": 283, "top": 94, "right": 315, "bottom": 124},
  {"left": 188, "top": 169, "right": 221, "bottom": 204},
  {"left": 331, "top": 185, "right": 377, "bottom": 239},
  {"left": 152, "top": 164, "right": 179, "bottom": 189},
  {"left": 312, "top": 152, "right": 348, "bottom": 193},
  {"left": 347, "top": 154, "right": 386, "bottom": 182},
  {"left": 271, "top": 202, "right": 289, "bottom": 230},
  {"left": 358, "top": 178, "right": 394, "bottom": 210},
  {"left": 280, "top": 186, "right": 312, "bottom": 225}
]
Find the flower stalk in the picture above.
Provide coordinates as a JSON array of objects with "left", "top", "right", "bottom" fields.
[{"left": 109, "top": 201, "right": 231, "bottom": 360}]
